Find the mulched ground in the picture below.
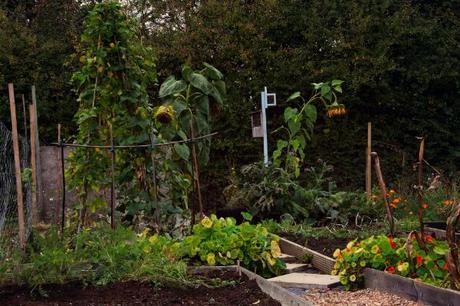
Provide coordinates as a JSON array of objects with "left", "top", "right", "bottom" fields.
[
  {"left": 304, "top": 288, "right": 422, "bottom": 306},
  {"left": 0, "top": 270, "right": 281, "bottom": 306}
]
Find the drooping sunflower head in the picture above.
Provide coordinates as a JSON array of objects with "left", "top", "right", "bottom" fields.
[
  {"left": 154, "top": 105, "right": 175, "bottom": 124},
  {"left": 326, "top": 102, "right": 347, "bottom": 118}
]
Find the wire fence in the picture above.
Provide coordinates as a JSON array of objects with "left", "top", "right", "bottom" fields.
[{"left": 0, "top": 121, "right": 32, "bottom": 253}]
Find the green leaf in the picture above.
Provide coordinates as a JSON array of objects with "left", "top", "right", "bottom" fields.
[
  {"left": 241, "top": 212, "right": 253, "bottom": 221},
  {"left": 433, "top": 246, "right": 448, "bottom": 256},
  {"left": 203, "top": 62, "right": 223, "bottom": 80},
  {"left": 304, "top": 104, "right": 317, "bottom": 122},
  {"left": 159, "top": 76, "right": 187, "bottom": 98},
  {"left": 288, "top": 120, "right": 301, "bottom": 135},
  {"left": 276, "top": 140, "right": 288, "bottom": 150},
  {"left": 284, "top": 107, "right": 298, "bottom": 123},
  {"left": 320, "top": 84, "right": 332, "bottom": 101},
  {"left": 189, "top": 72, "right": 213, "bottom": 95},
  {"left": 182, "top": 65, "right": 193, "bottom": 81},
  {"left": 174, "top": 143, "right": 190, "bottom": 161},
  {"left": 331, "top": 80, "right": 344, "bottom": 86},
  {"left": 286, "top": 91, "right": 301, "bottom": 102}
]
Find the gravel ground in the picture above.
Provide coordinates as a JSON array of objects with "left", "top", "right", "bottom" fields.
[{"left": 304, "top": 288, "right": 423, "bottom": 306}]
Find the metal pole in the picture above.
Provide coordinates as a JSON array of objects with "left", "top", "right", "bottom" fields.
[{"left": 262, "top": 86, "right": 268, "bottom": 165}]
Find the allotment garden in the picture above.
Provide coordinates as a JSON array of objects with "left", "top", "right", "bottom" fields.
[{"left": 0, "top": 2, "right": 459, "bottom": 306}]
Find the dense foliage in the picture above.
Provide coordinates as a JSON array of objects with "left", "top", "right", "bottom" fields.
[
  {"left": 0, "top": 225, "right": 189, "bottom": 288},
  {"left": 333, "top": 234, "right": 453, "bottom": 290},
  {"left": 179, "top": 214, "right": 285, "bottom": 277}
]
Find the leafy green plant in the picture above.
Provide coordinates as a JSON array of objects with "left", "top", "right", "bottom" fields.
[
  {"left": 273, "top": 80, "right": 345, "bottom": 177},
  {"left": 67, "top": 1, "right": 157, "bottom": 226},
  {"left": 0, "top": 225, "right": 190, "bottom": 289},
  {"left": 179, "top": 214, "right": 285, "bottom": 277},
  {"left": 332, "top": 234, "right": 453, "bottom": 290}
]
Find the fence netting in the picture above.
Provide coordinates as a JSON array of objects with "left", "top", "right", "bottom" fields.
[{"left": 0, "top": 121, "right": 32, "bottom": 253}]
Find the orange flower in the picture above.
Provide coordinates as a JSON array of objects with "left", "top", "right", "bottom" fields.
[
  {"left": 422, "top": 202, "right": 428, "bottom": 209},
  {"left": 416, "top": 255, "right": 423, "bottom": 265},
  {"left": 386, "top": 266, "right": 396, "bottom": 274},
  {"left": 326, "top": 103, "right": 347, "bottom": 118},
  {"left": 444, "top": 262, "right": 449, "bottom": 271},
  {"left": 390, "top": 203, "right": 397, "bottom": 209},
  {"left": 425, "top": 235, "right": 433, "bottom": 243},
  {"left": 389, "top": 189, "right": 396, "bottom": 195},
  {"left": 443, "top": 200, "right": 454, "bottom": 206},
  {"left": 392, "top": 197, "right": 401, "bottom": 204}
]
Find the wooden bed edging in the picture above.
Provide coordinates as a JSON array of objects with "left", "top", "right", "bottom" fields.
[
  {"left": 278, "top": 237, "right": 336, "bottom": 274},
  {"left": 364, "top": 268, "right": 460, "bottom": 306},
  {"left": 190, "top": 266, "right": 312, "bottom": 306}
]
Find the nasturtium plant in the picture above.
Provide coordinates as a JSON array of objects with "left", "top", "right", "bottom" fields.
[
  {"left": 179, "top": 214, "right": 285, "bottom": 277},
  {"left": 332, "top": 234, "right": 452, "bottom": 290},
  {"left": 67, "top": 1, "right": 157, "bottom": 225},
  {"left": 273, "top": 80, "right": 345, "bottom": 177}
]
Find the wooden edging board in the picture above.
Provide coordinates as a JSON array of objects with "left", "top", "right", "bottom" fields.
[
  {"left": 278, "top": 237, "right": 336, "bottom": 274},
  {"left": 190, "top": 266, "right": 311, "bottom": 306},
  {"left": 364, "top": 268, "right": 460, "bottom": 306},
  {"left": 425, "top": 226, "right": 460, "bottom": 240}
]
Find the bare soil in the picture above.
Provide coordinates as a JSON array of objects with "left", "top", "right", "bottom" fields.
[
  {"left": 0, "top": 270, "right": 281, "bottom": 306},
  {"left": 281, "top": 232, "right": 349, "bottom": 257}
]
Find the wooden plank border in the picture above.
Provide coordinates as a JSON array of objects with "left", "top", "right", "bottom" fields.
[
  {"left": 364, "top": 268, "right": 460, "bottom": 306},
  {"left": 278, "top": 237, "right": 336, "bottom": 274}
]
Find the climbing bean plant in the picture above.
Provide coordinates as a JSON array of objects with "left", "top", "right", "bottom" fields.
[{"left": 66, "top": 1, "right": 156, "bottom": 225}]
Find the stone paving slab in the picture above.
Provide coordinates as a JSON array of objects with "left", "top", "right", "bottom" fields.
[
  {"left": 284, "top": 263, "right": 309, "bottom": 273},
  {"left": 268, "top": 272, "right": 340, "bottom": 289},
  {"left": 279, "top": 253, "right": 298, "bottom": 263}
]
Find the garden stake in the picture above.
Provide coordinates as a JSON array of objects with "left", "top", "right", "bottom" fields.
[
  {"left": 8, "top": 83, "right": 26, "bottom": 250},
  {"left": 417, "top": 137, "right": 426, "bottom": 241},
  {"left": 446, "top": 201, "right": 460, "bottom": 290},
  {"left": 366, "top": 122, "right": 372, "bottom": 199},
  {"left": 21, "top": 94, "right": 28, "bottom": 164},
  {"left": 189, "top": 121, "right": 204, "bottom": 221},
  {"left": 110, "top": 125, "right": 116, "bottom": 229},
  {"left": 29, "top": 104, "right": 38, "bottom": 226},
  {"left": 31, "top": 85, "right": 43, "bottom": 218},
  {"left": 371, "top": 152, "right": 395, "bottom": 236},
  {"left": 58, "top": 124, "right": 66, "bottom": 233}
]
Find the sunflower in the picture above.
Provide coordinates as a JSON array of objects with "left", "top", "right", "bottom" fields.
[
  {"left": 154, "top": 105, "right": 175, "bottom": 124},
  {"left": 326, "top": 102, "right": 347, "bottom": 118}
]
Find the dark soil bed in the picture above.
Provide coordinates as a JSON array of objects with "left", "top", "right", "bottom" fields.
[
  {"left": 281, "top": 232, "right": 350, "bottom": 257},
  {"left": 0, "top": 270, "right": 281, "bottom": 306}
]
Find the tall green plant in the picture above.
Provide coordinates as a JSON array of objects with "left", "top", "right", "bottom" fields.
[
  {"left": 67, "top": 1, "right": 156, "bottom": 224},
  {"left": 273, "top": 81, "right": 345, "bottom": 177}
]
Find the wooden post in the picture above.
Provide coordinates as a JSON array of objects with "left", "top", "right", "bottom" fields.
[
  {"left": 8, "top": 83, "right": 26, "bottom": 250},
  {"left": 150, "top": 134, "right": 160, "bottom": 232},
  {"left": 109, "top": 125, "right": 116, "bottom": 229},
  {"left": 21, "top": 94, "right": 28, "bottom": 163},
  {"left": 29, "top": 104, "right": 39, "bottom": 226},
  {"left": 58, "top": 124, "right": 66, "bottom": 232},
  {"left": 371, "top": 152, "right": 395, "bottom": 236},
  {"left": 31, "top": 86, "right": 43, "bottom": 217},
  {"left": 417, "top": 138, "right": 425, "bottom": 238},
  {"left": 366, "top": 122, "right": 372, "bottom": 199}
]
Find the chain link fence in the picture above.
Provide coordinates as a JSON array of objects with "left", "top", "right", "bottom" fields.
[{"left": 0, "top": 121, "right": 32, "bottom": 253}]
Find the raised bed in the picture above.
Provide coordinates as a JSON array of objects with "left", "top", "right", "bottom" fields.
[
  {"left": 364, "top": 268, "right": 460, "bottom": 306},
  {"left": 425, "top": 221, "right": 460, "bottom": 240},
  {"left": 279, "top": 237, "right": 336, "bottom": 274},
  {"left": 190, "top": 265, "right": 311, "bottom": 306}
]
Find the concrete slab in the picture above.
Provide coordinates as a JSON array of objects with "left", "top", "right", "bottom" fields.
[
  {"left": 279, "top": 253, "right": 297, "bottom": 263},
  {"left": 268, "top": 272, "right": 340, "bottom": 289},
  {"left": 284, "top": 263, "right": 309, "bottom": 273}
]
